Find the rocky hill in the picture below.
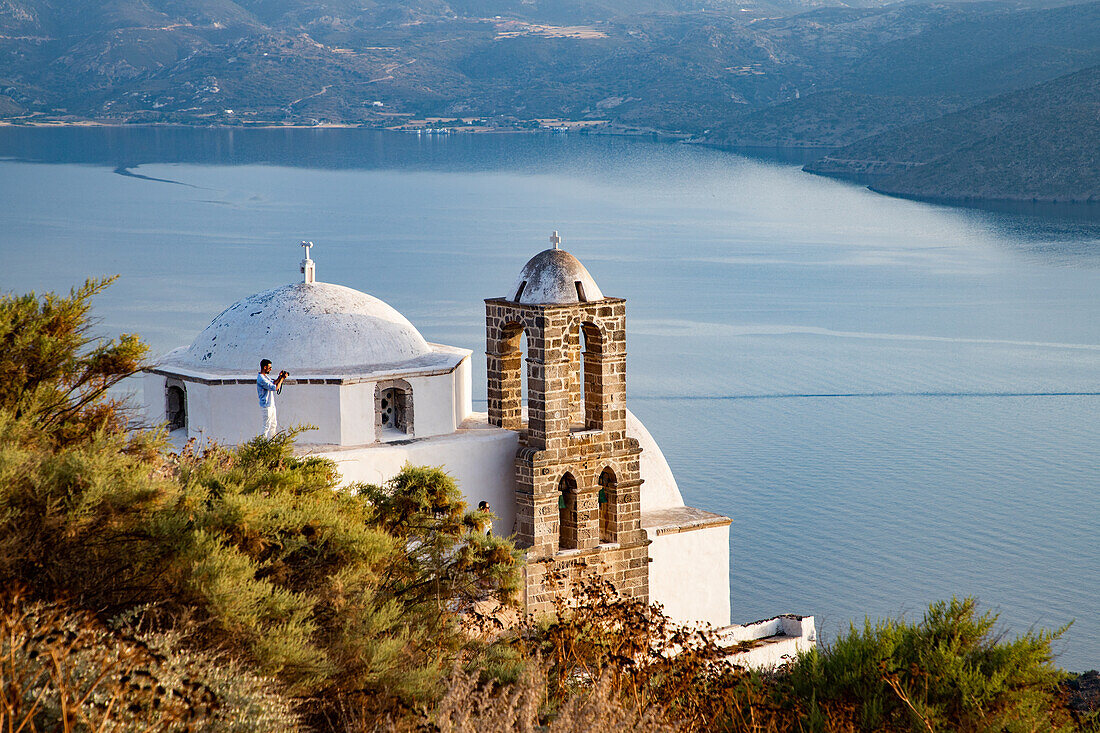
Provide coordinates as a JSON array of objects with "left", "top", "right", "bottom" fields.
[
  {"left": 710, "top": 0, "right": 1100, "bottom": 147},
  {"left": 3, "top": 0, "right": 1097, "bottom": 129},
  {"left": 804, "top": 65, "right": 1100, "bottom": 202},
  {"left": 2, "top": 0, "right": 1099, "bottom": 203}
]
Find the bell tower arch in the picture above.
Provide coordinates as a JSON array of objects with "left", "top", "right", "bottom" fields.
[{"left": 486, "top": 233, "right": 648, "bottom": 614}]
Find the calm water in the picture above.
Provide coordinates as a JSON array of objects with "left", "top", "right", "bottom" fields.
[{"left": 1, "top": 127, "right": 1098, "bottom": 669}]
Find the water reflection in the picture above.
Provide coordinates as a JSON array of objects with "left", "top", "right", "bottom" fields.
[{"left": 0, "top": 125, "right": 638, "bottom": 173}]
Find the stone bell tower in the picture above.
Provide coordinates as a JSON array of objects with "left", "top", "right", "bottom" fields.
[{"left": 486, "top": 233, "right": 648, "bottom": 614}]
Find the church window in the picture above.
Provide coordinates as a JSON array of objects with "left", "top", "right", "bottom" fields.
[
  {"left": 165, "top": 381, "right": 186, "bottom": 432},
  {"left": 375, "top": 380, "right": 414, "bottom": 440},
  {"left": 575, "top": 281, "right": 587, "bottom": 302},
  {"left": 380, "top": 388, "right": 407, "bottom": 431},
  {"left": 514, "top": 280, "right": 527, "bottom": 301},
  {"left": 598, "top": 467, "right": 616, "bottom": 543},
  {"left": 558, "top": 472, "right": 579, "bottom": 551}
]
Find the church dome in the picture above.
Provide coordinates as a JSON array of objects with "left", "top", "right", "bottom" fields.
[
  {"left": 510, "top": 241, "right": 604, "bottom": 305},
  {"left": 174, "top": 281, "right": 431, "bottom": 372},
  {"left": 627, "top": 410, "right": 686, "bottom": 512}
]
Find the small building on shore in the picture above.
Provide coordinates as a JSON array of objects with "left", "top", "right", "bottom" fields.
[{"left": 145, "top": 236, "right": 814, "bottom": 665}]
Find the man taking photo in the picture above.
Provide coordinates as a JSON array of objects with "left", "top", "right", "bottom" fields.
[{"left": 257, "top": 359, "right": 289, "bottom": 438}]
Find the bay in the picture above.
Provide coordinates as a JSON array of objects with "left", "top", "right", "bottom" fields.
[{"left": 1, "top": 127, "right": 1097, "bottom": 669}]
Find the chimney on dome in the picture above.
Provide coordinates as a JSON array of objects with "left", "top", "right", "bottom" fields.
[{"left": 300, "top": 241, "right": 316, "bottom": 283}]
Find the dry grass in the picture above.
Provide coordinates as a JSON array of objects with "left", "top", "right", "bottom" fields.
[
  {"left": 370, "top": 663, "right": 676, "bottom": 733},
  {"left": 0, "top": 594, "right": 297, "bottom": 732}
]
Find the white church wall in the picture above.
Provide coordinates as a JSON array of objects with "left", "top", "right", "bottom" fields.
[
  {"left": 142, "top": 373, "right": 167, "bottom": 428},
  {"left": 313, "top": 426, "right": 519, "bottom": 535},
  {"left": 182, "top": 382, "right": 341, "bottom": 445},
  {"left": 648, "top": 523, "right": 731, "bottom": 628},
  {"left": 204, "top": 383, "right": 261, "bottom": 443},
  {"left": 339, "top": 382, "right": 376, "bottom": 445},
  {"left": 453, "top": 357, "right": 473, "bottom": 425},
  {"left": 271, "top": 383, "right": 341, "bottom": 444},
  {"left": 182, "top": 382, "right": 212, "bottom": 443},
  {"left": 406, "top": 374, "right": 457, "bottom": 438}
]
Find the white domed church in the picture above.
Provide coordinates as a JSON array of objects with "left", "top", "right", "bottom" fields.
[{"left": 145, "top": 237, "right": 814, "bottom": 663}]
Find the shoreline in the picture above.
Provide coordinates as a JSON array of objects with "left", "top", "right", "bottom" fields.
[
  {"left": 0, "top": 117, "right": 684, "bottom": 138},
  {"left": 3, "top": 120, "right": 1095, "bottom": 212}
]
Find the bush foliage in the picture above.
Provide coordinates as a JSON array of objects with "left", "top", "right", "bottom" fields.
[
  {"left": 0, "top": 595, "right": 298, "bottom": 732},
  {"left": 0, "top": 280, "right": 1092, "bottom": 732},
  {"left": 0, "top": 280, "right": 523, "bottom": 728}
]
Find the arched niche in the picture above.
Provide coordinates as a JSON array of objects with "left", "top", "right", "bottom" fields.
[
  {"left": 558, "top": 472, "right": 579, "bottom": 551},
  {"left": 598, "top": 466, "right": 617, "bottom": 543}
]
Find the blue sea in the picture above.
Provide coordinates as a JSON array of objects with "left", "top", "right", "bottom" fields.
[{"left": 1, "top": 127, "right": 1097, "bottom": 668}]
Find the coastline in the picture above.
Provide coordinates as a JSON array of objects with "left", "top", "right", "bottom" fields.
[
  {"left": 3, "top": 119, "right": 1095, "bottom": 213},
  {"left": 0, "top": 117, "right": 685, "bottom": 138}
]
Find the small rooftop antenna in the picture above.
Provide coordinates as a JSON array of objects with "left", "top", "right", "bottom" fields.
[
  {"left": 300, "top": 240, "right": 315, "bottom": 284},
  {"left": 550, "top": 230, "right": 561, "bottom": 250}
]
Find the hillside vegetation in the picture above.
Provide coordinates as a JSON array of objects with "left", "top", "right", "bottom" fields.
[
  {"left": 1, "top": 0, "right": 1097, "bottom": 131},
  {"left": 2, "top": 0, "right": 1099, "bottom": 202},
  {"left": 1, "top": 281, "right": 1097, "bottom": 730},
  {"left": 805, "top": 65, "right": 1100, "bottom": 202}
]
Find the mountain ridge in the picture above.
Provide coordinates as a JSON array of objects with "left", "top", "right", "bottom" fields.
[
  {"left": 804, "top": 65, "right": 1100, "bottom": 202},
  {"left": 2, "top": 0, "right": 1099, "bottom": 204}
]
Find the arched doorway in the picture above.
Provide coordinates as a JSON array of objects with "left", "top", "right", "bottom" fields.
[{"left": 166, "top": 382, "right": 186, "bottom": 432}]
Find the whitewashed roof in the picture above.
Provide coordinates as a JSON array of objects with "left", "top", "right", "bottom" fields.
[
  {"left": 168, "top": 281, "right": 432, "bottom": 372},
  {"left": 509, "top": 248, "right": 605, "bottom": 305}
]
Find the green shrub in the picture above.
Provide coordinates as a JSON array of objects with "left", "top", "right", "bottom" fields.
[
  {"left": 0, "top": 281, "right": 523, "bottom": 729},
  {"left": 0, "top": 277, "right": 147, "bottom": 444},
  {"left": 508, "top": 580, "right": 1081, "bottom": 733},
  {"left": 779, "top": 597, "right": 1075, "bottom": 732}
]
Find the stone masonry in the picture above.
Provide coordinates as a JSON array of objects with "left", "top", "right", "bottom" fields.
[{"left": 485, "top": 296, "right": 649, "bottom": 615}]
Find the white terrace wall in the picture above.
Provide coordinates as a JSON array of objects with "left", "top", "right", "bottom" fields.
[
  {"left": 648, "top": 523, "right": 731, "bottom": 627},
  {"left": 717, "top": 616, "right": 817, "bottom": 669},
  {"left": 314, "top": 423, "right": 519, "bottom": 536}
]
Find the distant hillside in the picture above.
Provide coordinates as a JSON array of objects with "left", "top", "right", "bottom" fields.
[
  {"left": 4, "top": 0, "right": 1099, "bottom": 132},
  {"left": 2, "top": 0, "right": 1099, "bottom": 203},
  {"left": 709, "top": 91, "right": 959, "bottom": 147},
  {"left": 845, "top": 0, "right": 1100, "bottom": 98},
  {"left": 804, "top": 65, "right": 1100, "bottom": 202},
  {"left": 710, "top": 1, "right": 1100, "bottom": 148}
]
